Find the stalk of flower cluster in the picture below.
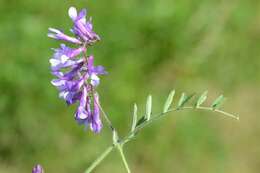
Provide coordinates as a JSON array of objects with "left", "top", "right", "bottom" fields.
[{"left": 88, "top": 102, "right": 131, "bottom": 172}]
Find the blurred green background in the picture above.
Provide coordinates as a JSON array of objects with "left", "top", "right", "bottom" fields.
[{"left": 0, "top": 0, "right": 259, "bottom": 172}]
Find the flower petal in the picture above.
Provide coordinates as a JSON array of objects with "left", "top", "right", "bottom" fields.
[{"left": 68, "top": 6, "right": 77, "bottom": 20}]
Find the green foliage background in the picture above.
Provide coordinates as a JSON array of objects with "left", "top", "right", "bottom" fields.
[{"left": 0, "top": 0, "right": 259, "bottom": 172}]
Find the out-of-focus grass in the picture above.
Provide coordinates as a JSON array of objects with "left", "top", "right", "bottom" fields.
[{"left": 0, "top": 0, "right": 259, "bottom": 172}]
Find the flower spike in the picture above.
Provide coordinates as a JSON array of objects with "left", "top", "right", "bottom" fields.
[{"left": 48, "top": 7, "right": 106, "bottom": 133}]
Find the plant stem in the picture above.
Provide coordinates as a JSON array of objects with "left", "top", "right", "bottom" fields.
[
  {"left": 117, "top": 145, "right": 131, "bottom": 173},
  {"left": 196, "top": 106, "right": 239, "bottom": 120},
  {"left": 85, "top": 145, "right": 115, "bottom": 173},
  {"left": 95, "top": 99, "right": 115, "bottom": 131}
]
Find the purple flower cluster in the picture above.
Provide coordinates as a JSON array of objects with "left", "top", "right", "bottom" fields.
[{"left": 48, "top": 7, "right": 106, "bottom": 133}]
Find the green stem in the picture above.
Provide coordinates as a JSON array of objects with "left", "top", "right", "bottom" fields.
[
  {"left": 117, "top": 145, "right": 131, "bottom": 173},
  {"left": 85, "top": 145, "right": 115, "bottom": 173},
  {"left": 95, "top": 94, "right": 115, "bottom": 131}
]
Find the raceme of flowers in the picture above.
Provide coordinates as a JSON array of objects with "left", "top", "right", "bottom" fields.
[{"left": 48, "top": 7, "right": 106, "bottom": 133}]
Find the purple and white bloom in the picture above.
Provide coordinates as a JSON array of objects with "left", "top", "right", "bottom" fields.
[
  {"left": 49, "top": 44, "right": 85, "bottom": 71},
  {"left": 49, "top": 55, "right": 84, "bottom": 71},
  {"left": 32, "top": 164, "right": 44, "bottom": 173},
  {"left": 87, "top": 55, "right": 107, "bottom": 86},
  {"left": 75, "top": 86, "right": 89, "bottom": 123},
  {"left": 53, "top": 44, "right": 86, "bottom": 59},
  {"left": 74, "top": 87, "right": 102, "bottom": 133},
  {"left": 90, "top": 93, "right": 102, "bottom": 133},
  {"left": 48, "top": 6, "right": 106, "bottom": 133},
  {"left": 68, "top": 7, "right": 100, "bottom": 44},
  {"left": 48, "top": 28, "right": 82, "bottom": 44},
  {"left": 52, "top": 77, "right": 85, "bottom": 105}
]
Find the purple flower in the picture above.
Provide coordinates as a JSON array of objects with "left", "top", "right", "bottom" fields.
[
  {"left": 50, "top": 56, "right": 83, "bottom": 72},
  {"left": 53, "top": 44, "right": 85, "bottom": 59},
  {"left": 48, "top": 7, "right": 106, "bottom": 133},
  {"left": 74, "top": 87, "right": 102, "bottom": 133},
  {"left": 52, "top": 78, "right": 84, "bottom": 105},
  {"left": 49, "top": 44, "right": 86, "bottom": 71},
  {"left": 52, "top": 61, "right": 84, "bottom": 80},
  {"left": 90, "top": 93, "right": 102, "bottom": 133},
  {"left": 75, "top": 86, "right": 89, "bottom": 123},
  {"left": 32, "top": 164, "right": 44, "bottom": 173},
  {"left": 48, "top": 28, "right": 82, "bottom": 44},
  {"left": 87, "top": 55, "right": 107, "bottom": 86},
  {"left": 68, "top": 7, "right": 100, "bottom": 44}
]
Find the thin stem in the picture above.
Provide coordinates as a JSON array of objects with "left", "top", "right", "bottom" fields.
[
  {"left": 95, "top": 99, "right": 115, "bottom": 131},
  {"left": 117, "top": 145, "right": 131, "bottom": 173},
  {"left": 184, "top": 106, "right": 239, "bottom": 120},
  {"left": 85, "top": 145, "right": 115, "bottom": 173},
  {"left": 84, "top": 100, "right": 119, "bottom": 172}
]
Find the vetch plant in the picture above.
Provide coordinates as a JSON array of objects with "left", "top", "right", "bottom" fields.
[{"left": 32, "top": 6, "right": 239, "bottom": 173}]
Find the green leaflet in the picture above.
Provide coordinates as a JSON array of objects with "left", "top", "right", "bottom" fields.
[
  {"left": 131, "top": 104, "right": 138, "bottom": 132},
  {"left": 211, "top": 95, "right": 225, "bottom": 110},
  {"left": 177, "top": 93, "right": 195, "bottom": 109},
  {"left": 177, "top": 93, "right": 186, "bottom": 108},
  {"left": 195, "top": 91, "right": 208, "bottom": 107},
  {"left": 135, "top": 95, "right": 152, "bottom": 128},
  {"left": 163, "top": 90, "right": 175, "bottom": 113},
  {"left": 136, "top": 116, "right": 147, "bottom": 127},
  {"left": 145, "top": 95, "right": 152, "bottom": 121}
]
